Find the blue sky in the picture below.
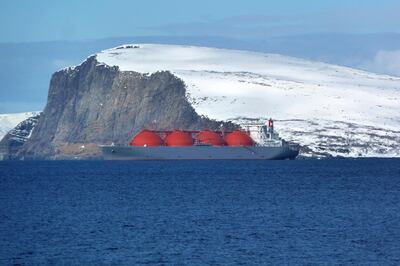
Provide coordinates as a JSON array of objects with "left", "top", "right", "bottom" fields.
[
  {"left": 0, "top": 0, "right": 400, "bottom": 113},
  {"left": 1, "top": 0, "right": 399, "bottom": 42}
]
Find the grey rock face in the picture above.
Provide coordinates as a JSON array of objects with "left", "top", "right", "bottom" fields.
[
  {"left": 0, "top": 114, "right": 41, "bottom": 160},
  {"left": 17, "top": 56, "right": 236, "bottom": 159}
]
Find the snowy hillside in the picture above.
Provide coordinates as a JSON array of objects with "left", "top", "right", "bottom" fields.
[
  {"left": 97, "top": 44, "right": 400, "bottom": 157},
  {"left": 0, "top": 112, "right": 41, "bottom": 140}
]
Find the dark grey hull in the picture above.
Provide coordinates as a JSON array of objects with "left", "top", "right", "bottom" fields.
[{"left": 99, "top": 145, "right": 299, "bottom": 160}]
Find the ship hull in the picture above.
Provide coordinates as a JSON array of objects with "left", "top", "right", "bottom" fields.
[{"left": 99, "top": 145, "right": 299, "bottom": 160}]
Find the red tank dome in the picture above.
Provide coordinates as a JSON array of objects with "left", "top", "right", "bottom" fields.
[
  {"left": 165, "top": 130, "right": 194, "bottom": 146},
  {"left": 224, "top": 130, "right": 254, "bottom": 146},
  {"left": 130, "top": 130, "right": 163, "bottom": 147},
  {"left": 196, "top": 130, "right": 224, "bottom": 146}
]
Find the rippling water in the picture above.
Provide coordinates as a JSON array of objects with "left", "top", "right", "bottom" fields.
[{"left": 1, "top": 159, "right": 400, "bottom": 265}]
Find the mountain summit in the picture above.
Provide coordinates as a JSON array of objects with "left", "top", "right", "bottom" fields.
[
  {"left": 96, "top": 44, "right": 400, "bottom": 157},
  {"left": 1, "top": 44, "right": 399, "bottom": 159}
]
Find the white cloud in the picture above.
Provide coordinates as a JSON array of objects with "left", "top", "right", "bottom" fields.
[{"left": 363, "top": 50, "right": 400, "bottom": 77}]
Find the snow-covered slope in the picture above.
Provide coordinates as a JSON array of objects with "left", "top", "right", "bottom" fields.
[
  {"left": 0, "top": 112, "right": 41, "bottom": 140},
  {"left": 97, "top": 44, "right": 400, "bottom": 157},
  {"left": 0, "top": 113, "right": 41, "bottom": 160}
]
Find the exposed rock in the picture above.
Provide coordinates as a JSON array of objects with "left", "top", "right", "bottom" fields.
[
  {"left": 16, "top": 56, "right": 236, "bottom": 159},
  {"left": 231, "top": 117, "right": 400, "bottom": 158},
  {"left": 0, "top": 114, "right": 41, "bottom": 160}
]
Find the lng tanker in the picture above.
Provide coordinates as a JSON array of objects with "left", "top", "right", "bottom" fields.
[{"left": 100, "top": 119, "right": 300, "bottom": 160}]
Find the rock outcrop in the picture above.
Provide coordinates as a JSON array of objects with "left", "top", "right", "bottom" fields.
[
  {"left": 0, "top": 114, "right": 41, "bottom": 160},
  {"left": 15, "top": 56, "right": 235, "bottom": 159}
]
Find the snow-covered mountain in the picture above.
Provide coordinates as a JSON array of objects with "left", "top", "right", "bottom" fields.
[
  {"left": 0, "top": 112, "right": 41, "bottom": 140},
  {"left": 96, "top": 44, "right": 400, "bottom": 157},
  {"left": 0, "top": 113, "right": 41, "bottom": 160}
]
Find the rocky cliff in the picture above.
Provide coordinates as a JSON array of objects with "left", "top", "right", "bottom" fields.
[
  {"left": 15, "top": 56, "right": 235, "bottom": 159},
  {"left": 0, "top": 113, "right": 41, "bottom": 160}
]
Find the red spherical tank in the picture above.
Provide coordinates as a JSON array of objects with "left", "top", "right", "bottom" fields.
[
  {"left": 224, "top": 130, "right": 254, "bottom": 146},
  {"left": 196, "top": 130, "right": 224, "bottom": 146},
  {"left": 130, "top": 130, "right": 163, "bottom": 147},
  {"left": 165, "top": 130, "right": 194, "bottom": 146}
]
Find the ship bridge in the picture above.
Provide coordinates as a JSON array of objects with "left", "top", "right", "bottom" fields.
[{"left": 240, "top": 119, "right": 283, "bottom": 147}]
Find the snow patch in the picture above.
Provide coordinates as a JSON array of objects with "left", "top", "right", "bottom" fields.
[
  {"left": 0, "top": 112, "right": 41, "bottom": 140},
  {"left": 96, "top": 44, "right": 400, "bottom": 157}
]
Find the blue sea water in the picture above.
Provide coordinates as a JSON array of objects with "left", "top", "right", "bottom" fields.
[{"left": 0, "top": 159, "right": 400, "bottom": 265}]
